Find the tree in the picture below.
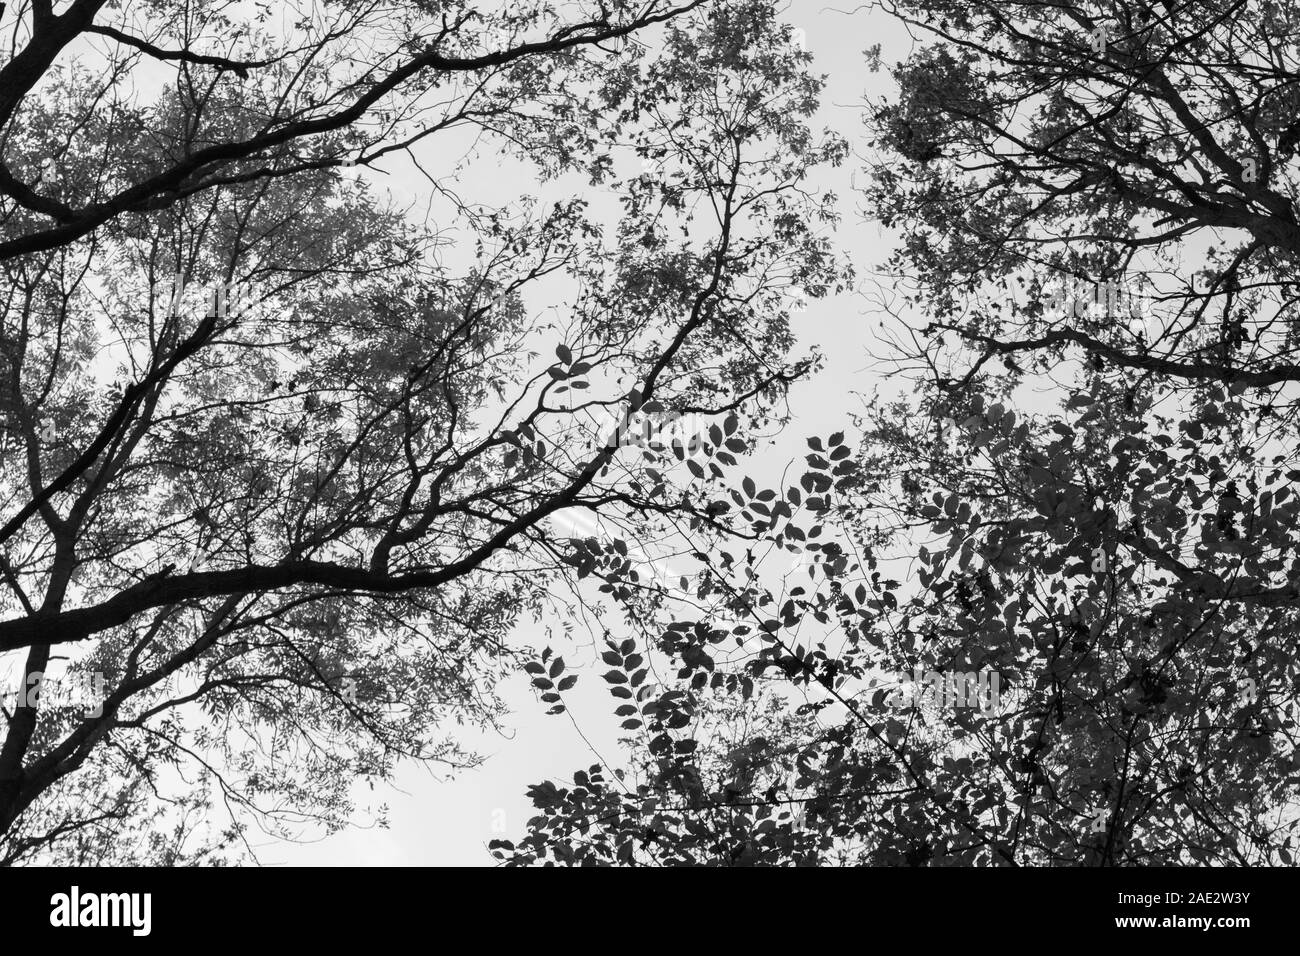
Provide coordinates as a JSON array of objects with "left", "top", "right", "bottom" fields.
[
  {"left": 0, "top": 0, "right": 843, "bottom": 863},
  {"left": 500, "top": 0, "right": 1300, "bottom": 866}
]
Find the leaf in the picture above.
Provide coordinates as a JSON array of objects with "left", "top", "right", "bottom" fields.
[{"left": 556, "top": 344, "right": 573, "bottom": 364}]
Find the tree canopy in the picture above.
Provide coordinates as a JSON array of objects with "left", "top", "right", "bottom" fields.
[
  {"left": 498, "top": 0, "right": 1300, "bottom": 866},
  {"left": 0, "top": 0, "right": 842, "bottom": 863},
  {"left": 7, "top": 0, "right": 1297, "bottom": 869}
]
